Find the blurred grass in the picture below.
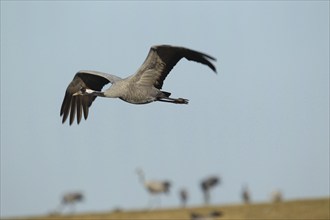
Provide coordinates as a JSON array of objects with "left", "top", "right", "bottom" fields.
[{"left": 8, "top": 197, "right": 330, "bottom": 220}]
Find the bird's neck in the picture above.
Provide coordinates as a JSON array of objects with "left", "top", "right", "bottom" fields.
[
  {"left": 91, "top": 90, "right": 105, "bottom": 97},
  {"left": 104, "top": 84, "right": 123, "bottom": 98},
  {"left": 137, "top": 172, "right": 146, "bottom": 184}
]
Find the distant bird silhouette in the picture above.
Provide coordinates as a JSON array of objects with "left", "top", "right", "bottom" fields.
[
  {"left": 241, "top": 185, "right": 251, "bottom": 204},
  {"left": 179, "top": 188, "right": 189, "bottom": 207},
  {"left": 270, "top": 190, "right": 283, "bottom": 203},
  {"left": 136, "top": 168, "right": 171, "bottom": 207},
  {"left": 56, "top": 192, "right": 84, "bottom": 214},
  {"left": 200, "top": 176, "right": 220, "bottom": 204},
  {"left": 190, "top": 210, "right": 223, "bottom": 220},
  {"left": 60, "top": 45, "right": 217, "bottom": 125}
]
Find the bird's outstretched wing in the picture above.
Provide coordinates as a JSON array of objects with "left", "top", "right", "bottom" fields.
[
  {"left": 60, "top": 70, "right": 121, "bottom": 125},
  {"left": 131, "top": 45, "right": 217, "bottom": 89}
]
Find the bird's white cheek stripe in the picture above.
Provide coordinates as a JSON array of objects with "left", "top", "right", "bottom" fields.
[{"left": 85, "top": 89, "right": 94, "bottom": 94}]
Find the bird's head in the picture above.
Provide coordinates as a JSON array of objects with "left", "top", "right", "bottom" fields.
[{"left": 73, "top": 87, "right": 95, "bottom": 96}]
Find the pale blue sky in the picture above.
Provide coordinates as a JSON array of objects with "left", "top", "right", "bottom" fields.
[{"left": 1, "top": 1, "right": 329, "bottom": 218}]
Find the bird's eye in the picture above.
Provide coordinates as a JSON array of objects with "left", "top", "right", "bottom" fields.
[{"left": 81, "top": 87, "right": 86, "bottom": 93}]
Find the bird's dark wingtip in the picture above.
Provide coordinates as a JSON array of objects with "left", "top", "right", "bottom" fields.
[
  {"left": 206, "top": 54, "right": 217, "bottom": 61},
  {"left": 202, "top": 54, "right": 217, "bottom": 73},
  {"left": 208, "top": 63, "right": 217, "bottom": 74}
]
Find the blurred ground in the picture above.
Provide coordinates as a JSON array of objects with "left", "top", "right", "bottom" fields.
[{"left": 7, "top": 197, "right": 330, "bottom": 220}]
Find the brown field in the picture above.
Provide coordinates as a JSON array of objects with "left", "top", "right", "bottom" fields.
[{"left": 7, "top": 197, "right": 330, "bottom": 220}]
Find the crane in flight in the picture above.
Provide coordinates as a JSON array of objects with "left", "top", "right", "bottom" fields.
[{"left": 60, "top": 45, "right": 217, "bottom": 125}]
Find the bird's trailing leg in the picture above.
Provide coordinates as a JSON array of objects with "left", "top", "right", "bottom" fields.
[
  {"left": 157, "top": 97, "right": 189, "bottom": 104},
  {"left": 157, "top": 91, "right": 189, "bottom": 104},
  {"left": 147, "top": 195, "right": 162, "bottom": 210},
  {"left": 203, "top": 189, "right": 211, "bottom": 205}
]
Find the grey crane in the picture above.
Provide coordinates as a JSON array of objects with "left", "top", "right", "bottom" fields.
[
  {"left": 241, "top": 185, "right": 251, "bottom": 204},
  {"left": 136, "top": 168, "right": 171, "bottom": 207},
  {"left": 55, "top": 191, "right": 84, "bottom": 214},
  {"left": 200, "top": 176, "right": 220, "bottom": 204},
  {"left": 62, "top": 192, "right": 84, "bottom": 204},
  {"left": 60, "top": 45, "right": 217, "bottom": 125},
  {"left": 179, "top": 188, "right": 189, "bottom": 208},
  {"left": 270, "top": 190, "right": 283, "bottom": 203}
]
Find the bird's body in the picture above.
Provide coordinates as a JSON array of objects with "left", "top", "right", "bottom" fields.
[
  {"left": 136, "top": 168, "right": 171, "bottom": 195},
  {"left": 179, "top": 188, "right": 189, "bottom": 207},
  {"left": 62, "top": 192, "right": 84, "bottom": 204},
  {"left": 60, "top": 45, "right": 216, "bottom": 125},
  {"left": 106, "top": 78, "right": 161, "bottom": 104},
  {"left": 54, "top": 192, "right": 84, "bottom": 214},
  {"left": 144, "top": 180, "right": 171, "bottom": 194}
]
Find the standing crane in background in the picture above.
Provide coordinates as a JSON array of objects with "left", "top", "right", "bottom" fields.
[
  {"left": 54, "top": 191, "right": 84, "bottom": 214},
  {"left": 179, "top": 188, "right": 189, "bottom": 208},
  {"left": 241, "top": 185, "right": 251, "bottom": 204},
  {"left": 271, "top": 190, "right": 283, "bottom": 203},
  {"left": 200, "top": 176, "right": 220, "bottom": 205},
  {"left": 136, "top": 168, "right": 171, "bottom": 208}
]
